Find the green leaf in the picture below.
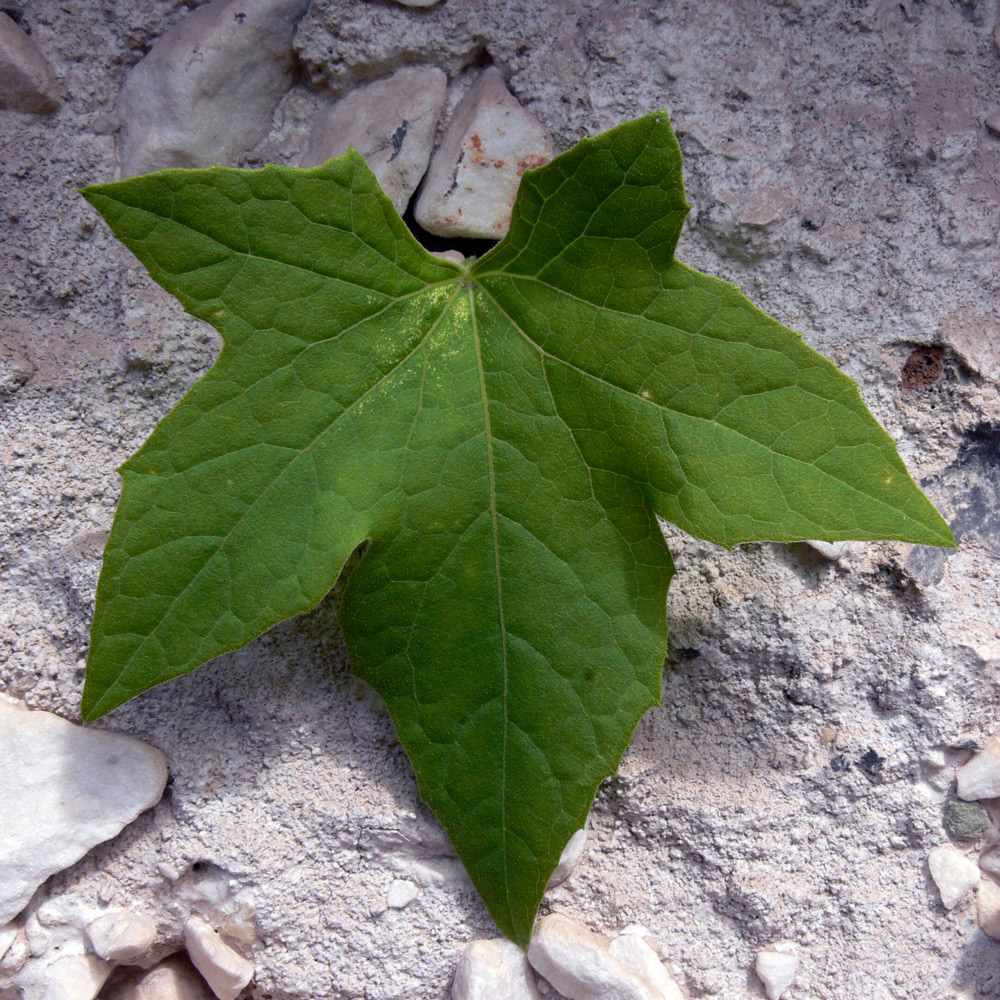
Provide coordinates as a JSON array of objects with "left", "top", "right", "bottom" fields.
[{"left": 80, "top": 111, "right": 953, "bottom": 945}]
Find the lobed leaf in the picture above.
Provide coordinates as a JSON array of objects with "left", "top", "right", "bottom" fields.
[{"left": 81, "top": 111, "right": 953, "bottom": 944}]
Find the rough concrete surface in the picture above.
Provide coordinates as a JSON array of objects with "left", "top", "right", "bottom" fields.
[{"left": 1, "top": 1, "right": 999, "bottom": 998}]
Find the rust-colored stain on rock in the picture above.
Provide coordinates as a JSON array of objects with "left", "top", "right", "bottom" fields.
[{"left": 902, "top": 346, "right": 944, "bottom": 389}]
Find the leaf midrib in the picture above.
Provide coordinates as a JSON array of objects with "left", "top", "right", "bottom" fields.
[{"left": 467, "top": 283, "right": 514, "bottom": 931}]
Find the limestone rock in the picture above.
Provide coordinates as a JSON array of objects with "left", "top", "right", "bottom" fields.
[
  {"left": 0, "top": 698, "right": 167, "bottom": 924},
  {"left": 303, "top": 65, "right": 447, "bottom": 215},
  {"left": 928, "top": 845, "right": 980, "bottom": 909},
  {"left": 0, "top": 11, "right": 59, "bottom": 112},
  {"left": 452, "top": 939, "right": 540, "bottom": 1000},
  {"left": 183, "top": 916, "right": 253, "bottom": 1000},
  {"left": 956, "top": 732, "right": 1000, "bottom": 801},
  {"left": 547, "top": 827, "right": 589, "bottom": 889},
  {"left": 117, "top": 0, "right": 310, "bottom": 177},
  {"left": 106, "top": 955, "right": 217, "bottom": 1000},
  {"left": 17, "top": 954, "right": 112, "bottom": 1000},
  {"left": 526, "top": 914, "right": 662, "bottom": 1000},
  {"left": 608, "top": 935, "right": 684, "bottom": 1000},
  {"left": 414, "top": 66, "right": 553, "bottom": 239},
  {"left": 755, "top": 942, "right": 799, "bottom": 1000},
  {"left": 977, "top": 877, "right": 1000, "bottom": 939},
  {"left": 803, "top": 539, "right": 850, "bottom": 560},
  {"left": 86, "top": 909, "right": 157, "bottom": 962},
  {"left": 979, "top": 845, "right": 1000, "bottom": 879},
  {"left": 0, "top": 923, "right": 16, "bottom": 962},
  {"left": 386, "top": 879, "right": 420, "bottom": 909}
]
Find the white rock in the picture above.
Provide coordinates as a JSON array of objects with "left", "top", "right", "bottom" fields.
[
  {"left": 0, "top": 12, "right": 59, "bottom": 113},
  {"left": 117, "top": 0, "right": 310, "bottom": 177},
  {"left": 108, "top": 955, "right": 217, "bottom": 1000},
  {"left": 980, "top": 846, "right": 1000, "bottom": 879},
  {"left": 527, "top": 914, "right": 662, "bottom": 1000},
  {"left": 978, "top": 877, "right": 1000, "bottom": 939},
  {"left": 547, "top": 827, "right": 589, "bottom": 888},
  {"left": 87, "top": 909, "right": 157, "bottom": 962},
  {"left": 303, "top": 65, "right": 447, "bottom": 215},
  {"left": 803, "top": 539, "right": 850, "bottom": 560},
  {"left": 0, "top": 922, "right": 16, "bottom": 962},
  {"left": 608, "top": 935, "right": 684, "bottom": 1000},
  {"left": 0, "top": 698, "right": 168, "bottom": 924},
  {"left": 414, "top": 66, "right": 554, "bottom": 239},
  {"left": 183, "top": 915, "right": 253, "bottom": 1000},
  {"left": 755, "top": 942, "right": 799, "bottom": 1000},
  {"left": 452, "top": 938, "right": 540, "bottom": 1000},
  {"left": 430, "top": 249, "right": 466, "bottom": 265},
  {"left": 386, "top": 878, "right": 420, "bottom": 909},
  {"left": 956, "top": 732, "right": 1000, "bottom": 801},
  {"left": 17, "top": 954, "right": 112, "bottom": 1000},
  {"left": 927, "top": 845, "right": 980, "bottom": 909}
]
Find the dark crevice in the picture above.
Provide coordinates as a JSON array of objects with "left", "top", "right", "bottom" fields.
[{"left": 400, "top": 198, "right": 499, "bottom": 258}]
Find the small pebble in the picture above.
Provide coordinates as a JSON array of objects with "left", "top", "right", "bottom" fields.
[
  {"left": 42, "top": 954, "right": 111, "bottom": 1000},
  {"left": 87, "top": 909, "right": 157, "bottom": 962},
  {"left": 977, "top": 877, "right": 1000, "bottom": 939},
  {"left": 608, "top": 935, "right": 684, "bottom": 1000},
  {"left": 0, "top": 697, "right": 167, "bottom": 924},
  {"left": 943, "top": 798, "right": 990, "bottom": 840},
  {"left": 415, "top": 66, "right": 554, "bottom": 239},
  {"left": 106, "top": 954, "right": 216, "bottom": 1000},
  {"left": 0, "top": 11, "right": 60, "bottom": 113},
  {"left": 303, "top": 65, "right": 447, "bottom": 215},
  {"left": 117, "top": 0, "right": 310, "bottom": 176},
  {"left": 452, "top": 939, "right": 540, "bottom": 1000},
  {"left": 527, "top": 913, "right": 667, "bottom": 1000},
  {"left": 980, "top": 845, "right": 1000, "bottom": 879},
  {"left": 986, "top": 112, "right": 1000, "bottom": 138},
  {"left": 802, "top": 539, "right": 849, "bottom": 560},
  {"left": 547, "top": 827, "right": 588, "bottom": 888},
  {"left": 956, "top": 732, "right": 1000, "bottom": 800},
  {"left": 927, "top": 845, "right": 980, "bottom": 908},
  {"left": 755, "top": 942, "right": 799, "bottom": 1000},
  {"left": 386, "top": 879, "right": 420, "bottom": 909},
  {"left": 183, "top": 916, "right": 253, "bottom": 1000},
  {"left": 0, "top": 923, "right": 16, "bottom": 962}
]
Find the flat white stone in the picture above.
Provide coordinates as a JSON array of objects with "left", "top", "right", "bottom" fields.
[
  {"left": 414, "top": 66, "right": 554, "bottom": 239},
  {"left": 928, "top": 845, "right": 980, "bottom": 909},
  {"left": 87, "top": 909, "right": 157, "bottom": 962},
  {"left": 183, "top": 915, "right": 253, "bottom": 1000},
  {"left": 526, "top": 914, "right": 662, "bottom": 1000},
  {"left": 303, "top": 65, "right": 447, "bottom": 214},
  {"left": 117, "top": 0, "right": 310, "bottom": 176},
  {"left": 547, "top": 827, "right": 588, "bottom": 888},
  {"left": 978, "top": 878, "right": 1000, "bottom": 940},
  {"left": 386, "top": 879, "right": 420, "bottom": 909},
  {"left": 0, "top": 12, "right": 59, "bottom": 112},
  {"left": 755, "top": 942, "right": 799, "bottom": 1000},
  {"left": 17, "top": 954, "right": 112, "bottom": 1000},
  {"left": 452, "top": 938, "right": 540, "bottom": 1000},
  {"left": 0, "top": 698, "right": 168, "bottom": 924},
  {"left": 956, "top": 733, "right": 1000, "bottom": 801},
  {"left": 108, "top": 955, "right": 217, "bottom": 1000},
  {"left": 803, "top": 539, "right": 850, "bottom": 560},
  {"left": 608, "top": 935, "right": 684, "bottom": 1000}
]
